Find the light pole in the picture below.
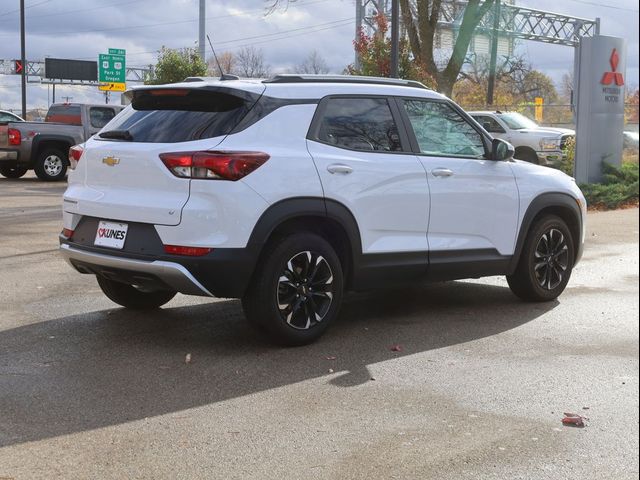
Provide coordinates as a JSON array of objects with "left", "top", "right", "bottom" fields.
[
  {"left": 390, "top": 0, "right": 399, "bottom": 78},
  {"left": 198, "top": 0, "right": 206, "bottom": 62},
  {"left": 20, "top": 0, "right": 27, "bottom": 119}
]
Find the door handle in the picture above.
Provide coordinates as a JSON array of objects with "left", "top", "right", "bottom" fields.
[
  {"left": 431, "top": 168, "right": 454, "bottom": 177},
  {"left": 327, "top": 164, "right": 353, "bottom": 175}
]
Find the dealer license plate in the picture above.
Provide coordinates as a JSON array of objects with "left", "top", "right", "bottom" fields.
[{"left": 94, "top": 220, "right": 128, "bottom": 249}]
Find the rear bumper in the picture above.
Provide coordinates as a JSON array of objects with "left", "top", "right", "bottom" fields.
[
  {"left": 0, "top": 149, "right": 19, "bottom": 162},
  {"left": 60, "top": 243, "right": 214, "bottom": 296},
  {"left": 59, "top": 238, "right": 260, "bottom": 299}
]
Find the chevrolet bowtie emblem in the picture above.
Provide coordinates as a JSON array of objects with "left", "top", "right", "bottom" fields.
[{"left": 102, "top": 156, "right": 120, "bottom": 167}]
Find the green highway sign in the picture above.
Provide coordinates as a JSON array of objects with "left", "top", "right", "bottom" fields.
[{"left": 98, "top": 49, "right": 126, "bottom": 85}]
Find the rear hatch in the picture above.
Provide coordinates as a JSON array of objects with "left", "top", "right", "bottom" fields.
[{"left": 69, "top": 83, "right": 265, "bottom": 226}]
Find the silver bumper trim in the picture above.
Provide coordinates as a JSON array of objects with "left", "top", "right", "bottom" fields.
[{"left": 59, "top": 243, "right": 213, "bottom": 297}]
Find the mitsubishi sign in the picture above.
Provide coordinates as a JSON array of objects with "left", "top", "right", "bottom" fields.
[{"left": 574, "top": 36, "right": 627, "bottom": 184}]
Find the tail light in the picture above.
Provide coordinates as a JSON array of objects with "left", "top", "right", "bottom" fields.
[
  {"left": 69, "top": 144, "right": 84, "bottom": 170},
  {"left": 160, "top": 151, "right": 269, "bottom": 181},
  {"left": 163, "top": 245, "right": 211, "bottom": 256},
  {"left": 61, "top": 228, "right": 74, "bottom": 239},
  {"left": 7, "top": 128, "right": 21, "bottom": 146}
]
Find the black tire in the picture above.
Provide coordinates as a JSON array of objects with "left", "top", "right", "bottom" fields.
[
  {"left": 515, "top": 148, "right": 539, "bottom": 164},
  {"left": 0, "top": 165, "right": 28, "bottom": 178},
  {"left": 507, "top": 215, "right": 575, "bottom": 302},
  {"left": 242, "top": 233, "right": 344, "bottom": 346},
  {"left": 34, "top": 148, "right": 67, "bottom": 181},
  {"left": 97, "top": 276, "right": 177, "bottom": 310}
]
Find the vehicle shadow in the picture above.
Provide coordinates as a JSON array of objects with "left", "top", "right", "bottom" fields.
[{"left": 0, "top": 281, "right": 557, "bottom": 447}]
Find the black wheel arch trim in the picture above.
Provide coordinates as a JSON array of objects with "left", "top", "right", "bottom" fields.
[
  {"left": 31, "top": 134, "right": 75, "bottom": 165},
  {"left": 246, "top": 197, "right": 363, "bottom": 287},
  {"left": 247, "top": 197, "right": 362, "bottom": 254},
  {"left": 510, "top": 192, "right": 583, "bottom": 273}
]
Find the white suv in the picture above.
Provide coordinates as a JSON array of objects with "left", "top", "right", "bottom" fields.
[{"left": 60, "top": 75, "right": 586, "bottom": 345}]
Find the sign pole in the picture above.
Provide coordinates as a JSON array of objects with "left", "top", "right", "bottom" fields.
[{"left": 20, "top": 0, "right": 27, "bottom": 119}]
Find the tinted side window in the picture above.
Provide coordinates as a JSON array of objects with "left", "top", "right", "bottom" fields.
[
  {"left": 473, "top": 115, "right": 505, "bottom": 133},
  {"left": 90, "top": 107, "right": 117, "bottom": 128},
  {"left": 317, "top": 98, "right": 402, "bottom": 152},
  {"left": 403, "top": 100, "right": 485, "bottom": 158}
]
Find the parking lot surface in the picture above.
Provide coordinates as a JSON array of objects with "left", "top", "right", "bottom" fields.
[{"left": 0, "top": 174, "right": 638, "bottom": 480}]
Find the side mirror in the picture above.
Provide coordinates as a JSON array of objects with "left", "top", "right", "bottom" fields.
[{"left": 491, "top": 138, "right": 514, "bottom": 161}]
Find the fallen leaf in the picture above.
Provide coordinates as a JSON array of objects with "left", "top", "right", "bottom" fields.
[
  {"left": 562, "top": 412, "right": 587, "bottom": 428},
  {"left": 390, "top": 344, "right": 402, "bottom": 352}
]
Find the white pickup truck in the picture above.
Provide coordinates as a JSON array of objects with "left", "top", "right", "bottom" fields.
[{"left": 469, "top": 111, "right": 574, "bottom": 166}]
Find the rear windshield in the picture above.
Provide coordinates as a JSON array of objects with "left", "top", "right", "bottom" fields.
[
  {"left": 99, "top": 89, "right": 254, "bottom": 143},
  {"left": 45, "top": 105, "right": 82, "bottom": 125}
]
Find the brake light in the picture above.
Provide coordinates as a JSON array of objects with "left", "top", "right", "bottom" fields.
[
  {"left": 163, "top": 245, "right": 211, "bottom": 256},
  {"left": 8, "top": 128, "right": 21, "bottom": 146},
  {"left": 160, "top": 151, "right": 269, "bottom": 181},
  {"left": 62, "top": 228, "right": 74, "bottom": 239},
  {"left": 69, "top": 144, "right": 83, "bottom": 170},
  {"left": 148, "top": 89, "right": 189, "bottom": 96}
]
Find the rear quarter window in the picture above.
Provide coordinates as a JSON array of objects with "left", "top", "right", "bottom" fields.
[{"left": 99, "top": 89, "right": 255, "bottom": 143}]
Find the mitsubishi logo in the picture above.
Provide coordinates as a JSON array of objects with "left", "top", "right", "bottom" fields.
[
  {"left": 601, "top": 48, "right": 624, "bottom": 86},
  {"left": 102, "top": 156, "right": 120, "bottom": 167}
]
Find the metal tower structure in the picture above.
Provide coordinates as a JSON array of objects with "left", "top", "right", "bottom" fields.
[{"left": 354, "top": 0, "right": 599, "bottom": 61}]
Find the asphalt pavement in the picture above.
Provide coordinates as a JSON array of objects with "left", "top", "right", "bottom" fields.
[{"left": 0, "top": 173, "right": 638, "bottom": 479}]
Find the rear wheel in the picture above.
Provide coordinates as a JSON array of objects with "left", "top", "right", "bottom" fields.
[
  {"left": 0, "top": 165, "right": 28, "bottom": 178},
  {"left": 34, "top": 148, "right": 67, "bottom": 181},
  {"left": 242, "top": 233, "right": 344, "bottom": 346},
  {"left": 97, "top": 276, "right": 177, "bottom": 310},
  {"left": 507, "top": 215, "right": 575, "bottom": 302}
]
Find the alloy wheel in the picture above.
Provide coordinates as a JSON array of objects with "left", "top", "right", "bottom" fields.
[
  {"left": 534, "top": 228, "right": 569, "bottom": 290},
  {"left": 43, "top": 155, "right": 64, "bottom": 177},
  {"left": 276, "top": 251, "right": 334, "bottom": 330}
]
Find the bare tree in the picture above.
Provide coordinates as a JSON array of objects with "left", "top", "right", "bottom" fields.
[
  {"left": 560, "top": 71, "right": 574, "bottom": 102},
  {"left": 268, "top": 0, "right": 496, "bottom": 96},
  {"left": 294, "top": 50, "right": 330, "bottom": 74},
  {"left": 235, "top": 46, "right": 271, "bottom": 78},
  {"left": 208, "top": 51, "right": 236, "bottom": 76},
  {"left": 398, "top": 0, "right": 496, "bottom": 96}
]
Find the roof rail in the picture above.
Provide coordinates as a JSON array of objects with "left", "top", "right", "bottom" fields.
[{"left": 263, "top": 74, "right": 430, "bottom": 90}]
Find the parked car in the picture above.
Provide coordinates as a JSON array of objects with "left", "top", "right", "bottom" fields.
[
  {"left": 0, "top": 103, "right": 123, "bottom": 180},
  {"left": 468, "top": 111, "right": 574, "bottom": 166},
  {"left": 0, "top": 110, "right": 24, "bottom": 123},
  {"left": 59, "top": 75, "right": 586, "bottom": 345}
]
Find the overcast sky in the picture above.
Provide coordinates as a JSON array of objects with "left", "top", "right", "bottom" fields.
[{"left": 0, "top": 0, "right": 638, "bottom": 111}]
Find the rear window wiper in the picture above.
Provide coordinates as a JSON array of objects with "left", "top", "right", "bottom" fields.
[{"left": 99, "top": 129, "right": 133, "bottom": 141}]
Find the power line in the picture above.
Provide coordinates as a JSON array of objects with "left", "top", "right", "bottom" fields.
[
  {"left": 0, "top": 0, "right": 142, "bottom": 23},
  {"left": 561, "top": 0, "right": 639, "bottom": 13},
  {"left": 72, "top": 18, "right": 354, "bottom": 62},
  {"left": 0, "top": 0, "right": 333, "bottom": 36},
  {"left": 0, "top": 0, "right": 52, "bottom": 17}
]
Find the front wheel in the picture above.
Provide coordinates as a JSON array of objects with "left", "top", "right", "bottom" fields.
[
  {"left": 242, "top": 233, "right": 344, "bottom": 346},
  {"left": 97, "top": 276, "right": 177, "bottom": 310},
  {"left": 507, "top": 215, "right": 575, "bottom": 302},
  {"left": 34, "top": 148, "right": 67, "bottom": 181},
  {"left": 0, "top": 165, "right": 28, "bottom": 178}
]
